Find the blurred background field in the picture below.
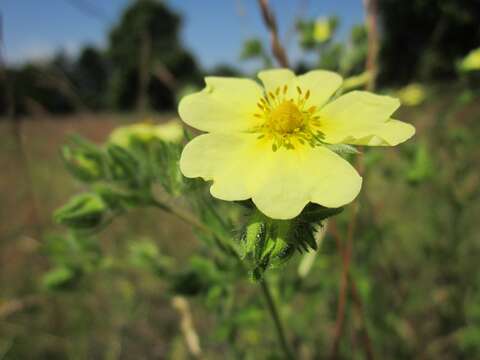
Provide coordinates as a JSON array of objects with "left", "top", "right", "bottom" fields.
[{"left": 1, "top": 0, "right": 480, "bottom": 359}]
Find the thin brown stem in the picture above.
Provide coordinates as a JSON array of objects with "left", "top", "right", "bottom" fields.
[
  {"left": 350, "top": 279, "right": 375, "bottom": 360},
  {"left": 329, "top": 192, "right": 374, "bottom": 360},
  {"left": 329, "top": 217, "right": 355, "bottom": 359},
  {"left": 257, "top": 0, "right": 289, "bottom": 68},
  {"left": 329, "top": 0, "right": 379, "bottom": 356}
]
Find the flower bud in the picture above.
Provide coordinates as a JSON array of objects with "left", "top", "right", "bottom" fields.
[{"left": 61, "top": 136, "right": 105, "bottom": 183}]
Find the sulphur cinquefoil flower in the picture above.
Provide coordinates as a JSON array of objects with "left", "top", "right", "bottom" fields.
[{"left": 179, "top": 69, "right": 415, "bottom": 219}]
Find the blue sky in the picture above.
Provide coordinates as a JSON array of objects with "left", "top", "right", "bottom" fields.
[{"left": 1, "top": 0, "right": 364, "bottom": 70}]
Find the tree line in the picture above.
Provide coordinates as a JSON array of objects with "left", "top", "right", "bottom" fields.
[{"left": 1, "top": 0, "right": 478, "bottom": 117}]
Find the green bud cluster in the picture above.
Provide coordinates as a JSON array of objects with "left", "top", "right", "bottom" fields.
[
  {"left": 55, "top": 129, "right": 187, "bottom": 232},
  {"left": 241, "top": 204, "right": 342, "bottom": 281}
]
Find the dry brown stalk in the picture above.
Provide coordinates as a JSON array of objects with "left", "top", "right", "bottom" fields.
[
  {"left": 172, "top": 296, "right": 203, "bottom": 359},
  {"left": 257, "top": 0, "right": 290, "bottom": 68},
  {"left": 329, "top": 0, "right": 380, "bottom": 356},
  {"left": 364, "top": 0, "right": 379, "bottom": 91}
]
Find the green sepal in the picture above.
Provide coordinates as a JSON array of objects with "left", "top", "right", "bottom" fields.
[
  {"left": 151, "top": 139, "right": 185, "bottom": 195},
  {"left": 53, "top": 193, "right": 107, "bottom": 230},
  {"left": 94, "top": 184, "right": 148, "bottom": 210},
  {"left": 299, "top": 203, "right": 343, "bottom": 223},
  {"left": 241, "top": 211, "right": 296, "bottom": 281},
  {"left": 106, "top": 144, "right": 142, "bottom": 184}
]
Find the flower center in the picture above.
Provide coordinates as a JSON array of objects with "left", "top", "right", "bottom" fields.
[
  {"left": 269, "top": 101, "right": 304, "bottom": 134},
  {"left": 252, "top": 84, "right": 324, "bottom": 151}
]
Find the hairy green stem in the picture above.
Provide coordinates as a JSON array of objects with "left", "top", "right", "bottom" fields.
[
  {"left": 260, "top": 278, "right": 294, "bottom": 359},
  {"left": 150, "top": 199, "right": 239, "bottom": 257},
  {"left": 152, "top": 199, "right": 294, "bottom": 357}
]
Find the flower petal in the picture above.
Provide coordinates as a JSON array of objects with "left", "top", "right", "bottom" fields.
[
  {"left": 293, "top": 70, "right": 343, "bottom": 107},
  {"left": 258, "top": 68, "right": 295, "bottom": 93},
  {"left": 319, "top": 91, "right": 414, "bottom": 146},
  {"left": 258, "top": 69, "right": 342, "bottom": 108},
  {"left": 180, "top": 133, "right": 269, "bottom": 200},
  {"left": 252, "top": 146, "right": 362, "bottom": 219},
  {"left": 180, "top": 133, "right": 362, "bottom": 220},
  {"left": 350, "top": 118, "right": 416, "bottom": 146},
  {"left": 178, "top": 77, "right": 263, "bottom": 133}
]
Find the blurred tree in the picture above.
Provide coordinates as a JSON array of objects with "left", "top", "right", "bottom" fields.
[
  {"left": 209, "top": 64, "right": 243, "bottom": 77},
  {"left": 107, "top": 0, "right": 201, "bottom": 112},
  {"left": 1, "top": 63, "right": 75, "bottom": 116},
  {"left": 239, "top": 38, "right": 272, "bottom": 68},
  {"left": 341, "top": 25, "right": 368, "bottom": 75},
  {"left": 378, "top": 0, "right": 480, "bottom": 84},
  {"left": 71, "top": 46, "right": 108, "bottom": 110}
]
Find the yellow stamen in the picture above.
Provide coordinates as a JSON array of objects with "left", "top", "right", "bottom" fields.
[{"left": 269, "top": 101, "right": 304, "bottom": 134}]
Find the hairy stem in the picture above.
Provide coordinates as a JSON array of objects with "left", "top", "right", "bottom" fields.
[
  {"left": 150, "top": 199, "right": 239, "bottom": 258},
  {"left": 152, "top": 199, "right": 295, "bottom": 357},
  {"left": 260, "top": 278, "right": 294, "bottom": 359}
]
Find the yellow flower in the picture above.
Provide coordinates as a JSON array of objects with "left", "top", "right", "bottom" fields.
[
  {"left": 109, "top": 120, "right": 183, "bottom": 147},
  {"left": 459, "top": 47, "right": 480, "bottom": 72},
  {"left": 313, "top": 18, "right": 332, "bottom": 43},
  {"left": 179, "top": 69, "right": 415, "bottom": 219},
  {"left": 396, "top": 83, "right": 426, "bottom": 107}
]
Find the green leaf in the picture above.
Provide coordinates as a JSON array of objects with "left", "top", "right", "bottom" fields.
[{"left": 240, "top": 38, "right": 264, "bottom": 60}]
